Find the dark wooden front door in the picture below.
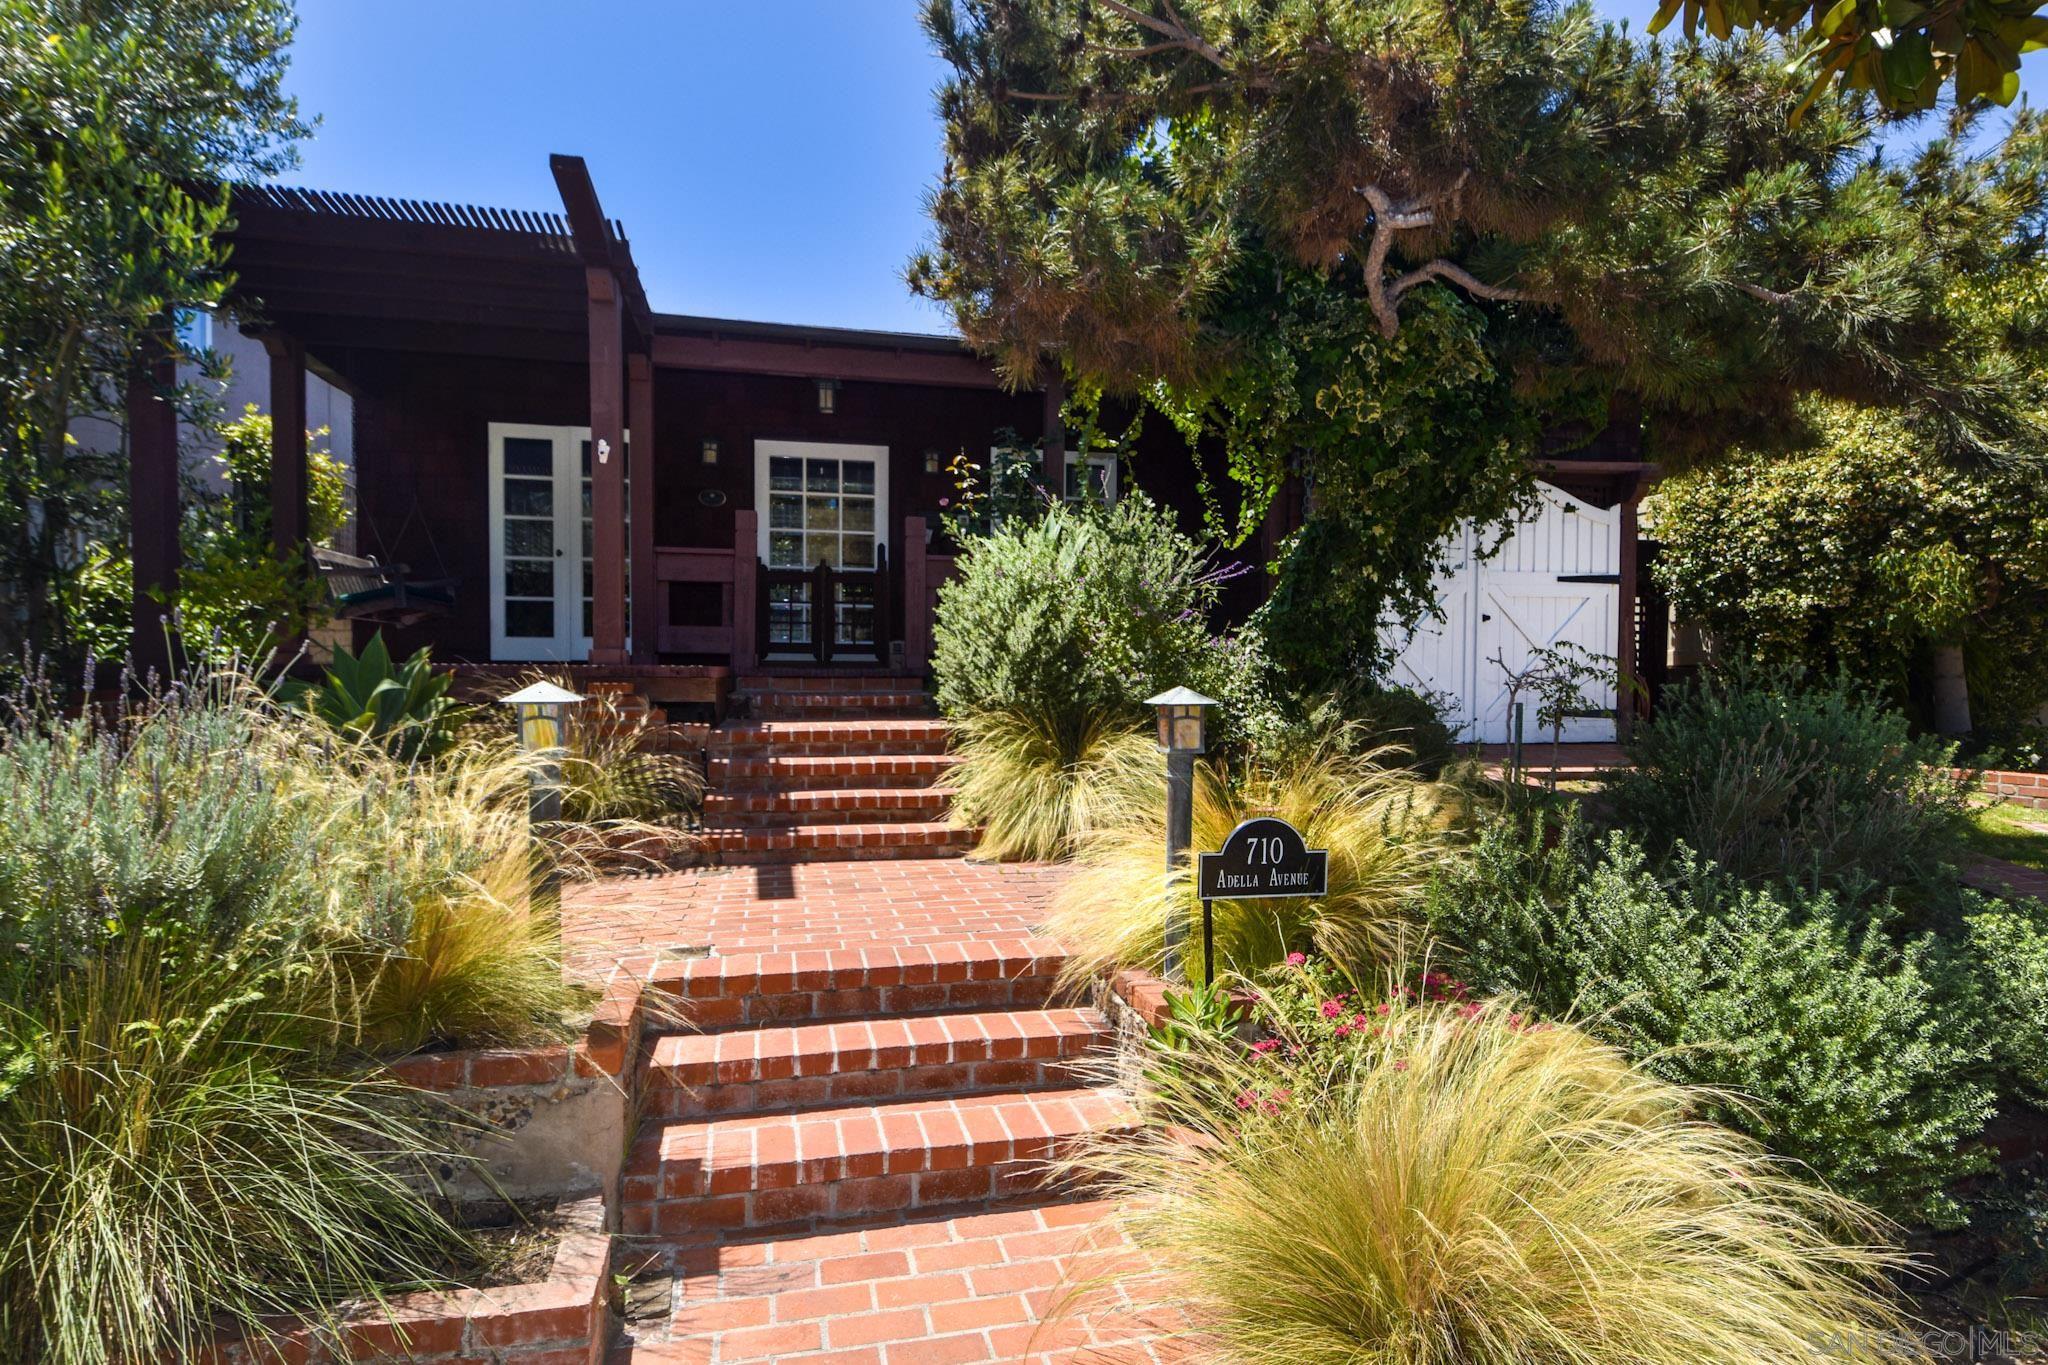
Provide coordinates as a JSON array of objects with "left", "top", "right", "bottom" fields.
[{"left": 759, "top": 546, "right": 891, "bottom": 664}]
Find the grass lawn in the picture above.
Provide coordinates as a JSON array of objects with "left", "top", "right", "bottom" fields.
[{"left": 1964, "top": 801, "right": 2048, "bottom": 873}]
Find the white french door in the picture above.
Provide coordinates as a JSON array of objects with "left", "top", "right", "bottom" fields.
[{"left": 488, "top": 423, "right": 630, "bottom": 662}]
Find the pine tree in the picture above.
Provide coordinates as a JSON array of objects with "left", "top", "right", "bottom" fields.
[{"left": 910, "top": 0, "right": 2048, "bottom": 688}]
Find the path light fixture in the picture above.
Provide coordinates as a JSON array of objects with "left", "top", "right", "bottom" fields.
[
  {"left": 501, "top": 680, "right": 583, "bottom": 908},
  {"left": 501, "top": 680, "right": 583, "bottom": 823},
  {"left": 1146, "top": 686, "right": 1215, "bottom": 982}
]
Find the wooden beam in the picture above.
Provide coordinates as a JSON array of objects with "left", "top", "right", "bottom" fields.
[
  {"left": 586, "top": 266, "right": 628, "bottom": 664},
  {"left": 262, "top": 331, "right": 308, "bottom": 558},
  {"left": 127, "top": 332, "right": 180, "bottom": 678},
  {"left": 732, "top": 510, "right": 759, "bottom": 672},
  {"left": 628, "top": 351, "right": 658, "bottom": 664},
  {"left": 1040, "top": 365, "right": 1066, "bottom": 493},
  {"left": 1617, "top": 492, "right": 1642, "bottom": 740},
  {"left": 650, "top": 333, "right": 1003, "bottom": 389}
]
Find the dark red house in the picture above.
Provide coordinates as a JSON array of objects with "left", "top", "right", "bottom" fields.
[{"left": 124, "top": 156, "right": 1657, "bottom": 735}]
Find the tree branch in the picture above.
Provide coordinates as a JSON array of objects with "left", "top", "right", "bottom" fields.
[
  {"left": 1389, "top": 258, "right": 1541, "bottom": 308},
  {"left": 1359, "top": 182, "right": 1541, "bottom": 335},
  {"left": 1734, "top": 280, "right": 1798, "bottom": 306},
  {"left": 1095, "top": 0, "right": 1231, "bottom": 70}
]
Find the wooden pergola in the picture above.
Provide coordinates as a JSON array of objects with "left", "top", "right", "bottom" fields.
[{"left": 127, "top": 155, "right": 657, "bottom": 670}]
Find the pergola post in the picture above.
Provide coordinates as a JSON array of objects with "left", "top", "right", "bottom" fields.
[
  {"left": 261, "top": 331, "right": 307, "bottom": 557},
  {"left": 1617, "top": 490, "right": 1643, "bottom": 740},
  {"left": 1040, "top": 363, "right": 1065, "bottom": 495},
  {"left": 126, "top": 330, "right": 180, "bottom": 679},
  {"left": 627, "top": 351, "right": 657, "bottom": 664},
  {"left": 585, "top": 265, "right": 628, "bottom": 664}
]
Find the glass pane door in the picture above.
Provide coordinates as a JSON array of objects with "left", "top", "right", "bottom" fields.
[{"left": 491, "top": 424, "right": 631, "bottom": 662}]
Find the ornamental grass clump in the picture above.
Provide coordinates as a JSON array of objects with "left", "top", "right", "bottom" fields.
[
  {"left": 1046, "top": 739, "right": 1455, "bottom": 984},
  {"left": 0, "top": 665, "right": 593, "bottom": 1361},
  {"left": 946, "top": 707, "right": 1160, "bottom": 861},
  {"left": 1062, "top": 979, "right": 1923, "bottom": 1365}
]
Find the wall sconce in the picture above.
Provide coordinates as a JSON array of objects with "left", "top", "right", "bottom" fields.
[
  {"left": 924, "top": 448, "right": 942, "bottom": 474},
  {"left": 701, "top": 438, "right": 720, "bottom": 466},
  {"left": 815, "top": 378, "right": 840, "bottom": 415}
]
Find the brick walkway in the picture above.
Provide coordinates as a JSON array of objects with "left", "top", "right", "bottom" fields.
[{"left": 563, "top": 858, "right": 1184, "bottom": 1364}]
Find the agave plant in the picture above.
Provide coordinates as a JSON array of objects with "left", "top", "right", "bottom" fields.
[{"left": 294, "top": 632, "right": 463, "bottom": 760}]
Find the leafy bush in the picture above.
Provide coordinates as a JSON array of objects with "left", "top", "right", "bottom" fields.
[
  {"left": 945, "top": 708, "right": 1159, "bottom": 862},
  {"left": 1343, "top": 683, "right": 1461, "bottom": 773},
  {"left": 1063, "top": 987, "right": 1915, "bottom": 1365},
  {"left": 1935, "top": 895, "right": 2048, "bottom": 1106},
  {"left": 0, "top": 668, "right": 591, "bottom": 1359},
  {"left": 1606, "top": 666, "right": 1971, "bottom": 904},
  {"left": 1427, "top": 810, "right": 1997, "bottom": 1224},
  {"left": 931, "top": 493, "right": 1244, "bottom": 735},
  {"left": 1652, "top": 401, "right": 2048, "bottom": 732},
  {"left": 293, "top": 631, "right": 464, "bottom": 761},
  {"left": 1047, "top": 739, "right": 1456, "bottom": 984}
]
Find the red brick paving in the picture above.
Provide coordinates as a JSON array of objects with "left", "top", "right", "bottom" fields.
[
  {"left": 563, "top": 855, "right": 1179, "bottom": 1362},
  {"left": 563, "top": 860, "right": 1069, "bottom": 974},
  {"left": 610, "top": 1199, "right": 1188, "bottom": 1364}
]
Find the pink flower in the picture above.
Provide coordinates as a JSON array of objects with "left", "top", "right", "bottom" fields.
[
  {"left": 937, "top": 497, "right": 950, "bottom": 507},
  {"left": 1458, "top": 1003, "right": 1483, "bottom": 1020},
  {"left": 1319, "top": 1000, "right": 1345, "bottom": 1019},
  {"left": 1270, "top": 1088, "right": 1292, "bottom": 1105},
  {"left": 1353, "top": 1013, "right": 1369, "bottom": 1027},
  {"left": 1233, "top": 1090, "right": 1256, "bottom": 1111},
  {"left": 1374, "top": 1003, "right": 1391, "bottom": 1017},
  {"left": 1392, "top": 1060, "right": 1410, "bottom": 1072},
  {"left": 1333, "top": 1025, "right": 1352, "bottom": 1039},
  {"left": 1285, "top": 952, "right": 1307, "bottom": 967},
  {"left": 1251, "top": 1038, "right": 1281, "bottom": 1055}
]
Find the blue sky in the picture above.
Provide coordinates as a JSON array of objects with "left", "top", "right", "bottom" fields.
[{"left": 281, "top": 1, "right": 2042, "bottom": 337}]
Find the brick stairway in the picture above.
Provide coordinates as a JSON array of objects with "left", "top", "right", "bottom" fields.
[
  {"left": 700, "top": 675, "right": 976, "bottom": 864},
  {"left": 614, "top": 932, "right": 1161, "bottom": 1361}
]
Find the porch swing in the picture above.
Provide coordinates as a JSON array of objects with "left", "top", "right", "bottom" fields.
[{"left": 312, "top": 497, "right": 457, "bottom": 629}]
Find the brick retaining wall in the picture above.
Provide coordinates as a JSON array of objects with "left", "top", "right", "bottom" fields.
[
  {"left": 1961, "top": 766, "right": 2048, "bottom": 810},
  {"left": 204, "top": 1197, "right": 612, "bottom": 1364}
]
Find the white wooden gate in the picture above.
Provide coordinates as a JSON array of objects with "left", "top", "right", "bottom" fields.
[{"left": 1380, "top": 483, "right": 1619, "bottom": 745}]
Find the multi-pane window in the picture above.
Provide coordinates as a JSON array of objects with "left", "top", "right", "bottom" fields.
[
  {"left": 765, "top": 455, "right": 877, "bottom": 570},
  {"left": 500, "top": 437, "right": 556, "bottom": 639}
]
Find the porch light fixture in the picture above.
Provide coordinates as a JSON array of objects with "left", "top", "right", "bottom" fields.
[
  {"left": 1145, "top": 686, "right": 1216, "bottom": 983},
  {"left": 700, "top": 438, "right": 720, "bottom": 466},
  {"left": 815, "top": 378, "right": 840, "bottom": 415},
  {"left": 923, "top": 448, "right": 942, "bottom": 474}
]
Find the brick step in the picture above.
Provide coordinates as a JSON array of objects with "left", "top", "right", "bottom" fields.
[
  {"left": 647, "top": 938, "right": 1069, "bottom": 1032},
  {"left": 620, "top": 1087, "right": 1135, "bottom": 1235},
  {"left": 745, "top": 688, "right": 932, "bottom": 717},
  {"left": 706, "top": 718, "right": 952, "bottom": 757},
  {"left": 702, "top": 786, "right": 955, "bottom": 826},
  {"left": 739, "top": 673, "right": 925, "bottom": 694},
  {"left": 707, "top": 752, "right": 960, "bottom": 792},
  {"left": 642, "top": 1007, "right": 1112, "bottom": 1119},
  {"left": 701, "top": 820, "right": 975, "bottom": 864}
]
